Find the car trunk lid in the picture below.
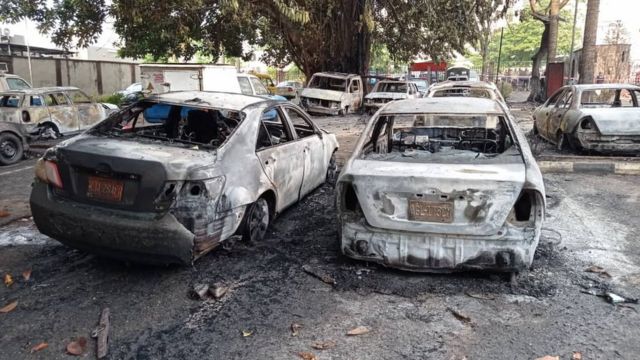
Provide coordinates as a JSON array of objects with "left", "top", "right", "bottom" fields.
[
  {"left": 585, "top": 108, "right": 640, "bottom": 135},
  {"left": 347, "top": 159, "right": 525, "bottom": 236}
]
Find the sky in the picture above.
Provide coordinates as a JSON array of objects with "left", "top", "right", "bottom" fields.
[{"left": 2, "top": 0, "right": 640, "bottom": 61}]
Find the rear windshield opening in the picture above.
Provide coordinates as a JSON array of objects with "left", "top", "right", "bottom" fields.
[
  {"left": 375, "top": 82, "right": 407, "bottom": 93},
  {"left": 0, "top": 95, "right": 22, "bottom": 108},
  {"left": 91, "top": 101, "right": 244, "bottom": 149},
  {"left": 580, "top": 88, "right": 636, "bottom": 108},
  {"left": 308, "top": 76, "right": 347, "bottom": 92},
  {"left": 361, "top": 113, "right": 517, "bottom": 162},
  {"left": 432, "top": 89, "right": 492, "bottom": 99}
]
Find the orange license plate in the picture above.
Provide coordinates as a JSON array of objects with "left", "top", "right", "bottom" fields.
[
  {"left": 408, "top": 200, "right": 454, "bottom": 223},
  {"left": 87, "top": 176, "right": 124, "bottom": 202}
]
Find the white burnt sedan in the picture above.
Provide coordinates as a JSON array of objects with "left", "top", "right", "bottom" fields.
[
  {"left": 336, "top": 97, "right": 545, "bottom": 273},
  {"left": 30, "top": 92, "right": 338, "bottom": 265}
]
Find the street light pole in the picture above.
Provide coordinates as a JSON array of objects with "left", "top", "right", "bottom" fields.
[
  {"left": 495, "top": 27, "right": 504, "bottom": 84},
  {"left": 568, "top": 0, "right": 580, "bottom": 82}
]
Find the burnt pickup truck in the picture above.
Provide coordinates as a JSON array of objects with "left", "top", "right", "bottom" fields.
[{"left": 300, "top": 72, "right": 364, "bottom": 116}]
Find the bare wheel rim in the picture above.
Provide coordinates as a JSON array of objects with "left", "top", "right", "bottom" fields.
[
  {"left": 0, "top": 139, "right": 18, "bottom": 160},
  {"left": 248, "top": 199, "right": 269, "bottom": 242}
]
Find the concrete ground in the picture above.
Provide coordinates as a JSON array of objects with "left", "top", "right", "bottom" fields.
[{"left": 0, "top": 109, "right": 639, "bottom": 359}]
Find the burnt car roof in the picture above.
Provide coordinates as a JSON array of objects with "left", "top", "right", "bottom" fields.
[
  {"left": 430, "top": 80, "right": 497, "bottom": 90},
  {"left": 570, "top": 83, "right": 640, "bottom": 91},
  {"left": 312, "top": 72, "right": 360, "bottom": 79},
  {"left": 0, "top": 86, "right": 80, "bottom": 95},
  {"left": 381, "top": 97, "right": 504, "bottom": 115},
  {"left": 146, "top": 91, "right": 279, "bottom": 111}
]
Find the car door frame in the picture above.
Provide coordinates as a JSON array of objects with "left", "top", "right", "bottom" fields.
[
  {"left": 44, "top": 91, "right": 79, "bottom": 133},
  {"left": 549, "top": 87, "right": 574, "bottom": 141},
  {"left": 68, "top": 89, "right": 104, "bottom": 131},
  {"left": 255, "top": 105, "right": 306, "bottom": 212},
  {"left": 280, "top": 103, "right": 327, "bottom": 198},
  {"left": 537, "top": 87, "right": 566, "bottom": 140}
]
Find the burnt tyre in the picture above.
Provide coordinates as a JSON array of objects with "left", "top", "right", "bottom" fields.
[
  {"left": 326, "top": 151, "right": 338, "bottom": 187},
  {"left": 0, "top": 132, "right": 24, "bottom": 166},
  {"left": 242, "top": 198, "right": 270, "bottom": 243}
]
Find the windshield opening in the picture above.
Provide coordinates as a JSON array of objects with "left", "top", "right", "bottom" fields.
[
  {"left": 374, "top": 82, "right": 408, "bottom": 93},
  {"left": 308, "top": 76, "right": 347, "bottom": 92},
  {"left": 432, "top": 88, "right": 492, "bottom": 99},
  {"left": 91, "top": 100, "right": 245, "bottom": 149},
  {"left": 360, "top": 113, "right": 517, "bottom": 163}
]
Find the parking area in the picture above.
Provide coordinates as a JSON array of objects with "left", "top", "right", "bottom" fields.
[{"left": 1, "top": 106, "right": 639, "bottom": 359}]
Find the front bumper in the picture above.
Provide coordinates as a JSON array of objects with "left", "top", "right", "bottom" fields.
[
  {"left": 340, "top": 220, "right": 539, "bottom": 272},
  {"left": 576, "top": 132, "right": 640, "bottom": 154},
  {"left": 30, "top": 180, "right": 196, "bottom": 265}
]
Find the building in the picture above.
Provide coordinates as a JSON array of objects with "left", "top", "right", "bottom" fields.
[{"left": 570, "top": 44, "right": 632, "bottom": 83}]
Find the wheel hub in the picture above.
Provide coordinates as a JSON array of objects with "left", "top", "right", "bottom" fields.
[{"left": 0, "top": 140, "right": 16, "bottom": 158}]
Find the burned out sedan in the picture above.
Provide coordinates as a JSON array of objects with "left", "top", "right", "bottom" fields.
[
  {"left": 30, "top": 92, "right": 339, "bottom": 264},
  {"left": 336, "top": 98, "right": 545, "bottom": 273},
  {"left": 533, "top": 84, "right": 640, "bottom": 153}
]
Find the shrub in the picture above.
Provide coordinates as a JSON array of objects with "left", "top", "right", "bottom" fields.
[
  {"left": 96, "top": 93, "right": 124, "bottom": 106},
  {"left": 498, "top": 82, "right": 513, "bottom": 100}
]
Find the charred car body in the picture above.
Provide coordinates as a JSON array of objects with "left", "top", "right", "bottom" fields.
[
  {"left": 364, "top": 80, "right": 420, "bottom": 113},
  {"left": 427, "top": 81, "right": 506, "bottom": 104},
  {"left": 300, "top": 72, "right": 363, "bottom": 115},
  {"left": 336, "top": 98, "right": 545, "bottom": 272},
  {"left": 30, "top": 91, "right": 338, "bottom": 264},
  {"left": 533, "top": 84, "right": 640, "bottom": 154}
]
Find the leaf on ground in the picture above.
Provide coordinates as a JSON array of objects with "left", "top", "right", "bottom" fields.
[
  {"left": 0, "top": 210, "right": 9, "bottom": 218},
  {"left": 66, "top": 337, "right": 87, "bottom": 355},
  {"left": 448, "top": 307, "right": 471, "bottom": 323},
  {"left": 298, "top": 351, "right": 317, "bottom": 360},
  {"left": 291, "top": 322, "right": 303, "bottom": 337},
  {"left": 0, "top": 300, "right": 17, "bottom": 313},
  {"left": 346, "top": 326, "right": 370, "bottom": 336},
  {"left": 30, "top": 342, "right": 48, "bottom": 353},
  {"left": 22, "top": 269, "right": 32, "bottom": 281},
  {"left": 535, "top": 356, "right": 559, "bottom": 360},
  {"left": 4, "top": 273, "right": 13, "bottom": 287},
  {"left": 584, "top": 265, "right": 611, "bottom": 278},
  {"left": 572, "top": 352, "right": 582, "bottom": 360},
  {"left": 311, "top": 340, "right": 337, "bottom": 350},
  {"left": 241, "top": 329, "right": 253, "bottom": 337}
]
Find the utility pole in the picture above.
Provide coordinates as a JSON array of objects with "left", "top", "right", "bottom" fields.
[
  {"left": 495, "top": 27, "right": 504, "bottom": 84},
  {"left": 568, "top": 0, "right": 580, "bottom": 81}
]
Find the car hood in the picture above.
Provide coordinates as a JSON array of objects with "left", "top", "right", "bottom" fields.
[
  {"left": 580, "top": 108, "right": 640, "bottom": 135},
  {"left": 365, "top": 92, "right": 408, "bottom": 100},
  {"left": 301, "top": 88, "right": 345, "bottom": 102}
]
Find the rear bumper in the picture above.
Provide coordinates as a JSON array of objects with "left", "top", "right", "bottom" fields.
[
  {"left": 30, "top": 180, "right": 196, "bottom": 265},
  {"left": 306, "top": 105, "right": 341, "bottom": 115},
  {"left": 340, "top": 220, "right": 539, "bottom": 272},
  {"left": 576, "top": 132, "right": 640, "bottom": 153}
]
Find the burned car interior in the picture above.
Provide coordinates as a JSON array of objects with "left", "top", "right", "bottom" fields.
[
  {"left": 431, "top": 88, "right": 492, "bottom": 99},
  {"left": 92, "top": 101, "right": 243, "bottom": 149},
  {"left": 308, "top": 76, "right": 347, "bottom": 91},
  {"left": 361, "top": 113, "right": 517, "bottom": 161}
]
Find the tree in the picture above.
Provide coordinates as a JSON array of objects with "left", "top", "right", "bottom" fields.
[
  {"left": 604, "top": 20, "right": 629, "bottom": 45},
  {"left": 475, "top": 0, "right": 512, "bottom": 81},
  {"left": 579, "top": 0, "right": 599, "bottom": 84},
  {"left": 1, "top": 0, "right": 511, "bottom": 80},
  {"left": 528, "top": 0, "right": 571, "bottom": 101}
]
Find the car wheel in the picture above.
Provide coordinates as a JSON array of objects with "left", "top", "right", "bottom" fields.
[
  {"left": 242, "top": 198, "right": 270, "bottom": 243},
  {"left": 0, "top": 132, "right": 24, "bottom": 166},
  {"left": 326, "top": 151, "right": 338, "bottom": 187}
]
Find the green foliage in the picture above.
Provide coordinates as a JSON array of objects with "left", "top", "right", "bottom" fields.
[
  {"left": 96, "top": 93, "right": 124, "bottom": 106},
  {"left": 498, "top": 81, "right": 512, "bottom": 99},
  {"left": 468, "top": 7, "right": 580, "bottom": 69}
]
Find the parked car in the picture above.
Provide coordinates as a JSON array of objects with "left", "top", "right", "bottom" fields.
[
  {"left": 0, "top": 73, "right": 31, "bottom": 92},
  {"left": 533, "top": 84, "right": 640, "bottom": 153},
  {"left": 364, "top": 80, "right": 420, "bottom": 114},
  {"left": 0, "top": 121, "right": 29, "bottom": 165},
  {"left": 426, "top": 81, "right": 506, "bottom": 104},
  {"left": 410, "top": 79, "right": 429, "bottom": 96},
  {"left": 30, "top": 91, "right": 339, "bottom": 265},
  {"left": 336, "top": 97, "right": 545, "bottom": 273},
  {"left": 0, "top": 86, "right": 108, "bottom": 138},
  {"left": 275, "top": 81, "right": 304, "bottom": 99},
  {"left": 115, "top": 82, "right": 143, "bottom": 97},
  {"left": 300, "top": 72, "right": 363, "bottom": 115},
  {"left": 250, "top": 72, "right": 277, "bottom": 94}
]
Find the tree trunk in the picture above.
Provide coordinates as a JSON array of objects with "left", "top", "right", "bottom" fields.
[
  {"left": 580, "top": 0, "right": 600, "bottom": 84},
  {"left": 547, "top": 0, "right": 561, "bottom": 62},
  {"left": 480, "top": 27, "right": 491, "bottom": 81},
  {"left": 528, "top": 22, "right": 550, "bottom": 102}
]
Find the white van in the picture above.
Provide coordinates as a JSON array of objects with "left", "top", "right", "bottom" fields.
[{"left": 0, "top": 73, "right": 31, "bottom": 92}]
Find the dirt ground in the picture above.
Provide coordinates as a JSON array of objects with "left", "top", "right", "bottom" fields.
[{"left": 1, "top": 108, "right": 639, "bottom": 359}]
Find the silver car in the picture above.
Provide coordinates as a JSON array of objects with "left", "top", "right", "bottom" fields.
[
  {"left": 30, "top": 92, "right": 339, "bottom": 264},
  {"left": 426, "top": 80, "right": 506, "bottom": 104},
  {"left": 0, "top": 86, "right": 107, "bottom": 137},
  {"left": 533, "top": 84, "right": 640, "bottom": 153},
  {"left": 336, "top": 97, "right": 545, "bottom": 273}
]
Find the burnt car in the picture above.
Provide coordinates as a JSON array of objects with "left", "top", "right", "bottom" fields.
[
  {"left": 426, "top": 80, "right": 506, "bottom": 104},
  {"left": 336, "top": 97, "right": 545, "bottom": 273},
  {"left": 30, "top": 91, "right": 339, "bottom": 264},
  {"left": 533, "top": 84, "right": 640, "bottom": 153},
  {"left": 300, "top": 72, "right": 364, "bottom": 116},
  {"left": 0, "top": 121, "right": 29, "bottom": 165},
  {"left": 0, "top": 87, "right": 108, "bottom": 138},
  {"left": 364, "top": 80, "right": 420, "bottom": 114}
]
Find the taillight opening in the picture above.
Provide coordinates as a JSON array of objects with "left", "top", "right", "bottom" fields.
[
  {"left": 342, "top": 183, "right": 359, "bottom": 212},
  {"left": 580, "top": 118, "right": 595, "bottom": 130},
  {"left": 514, "top": 192, "right": 532, "bottom": 221},
  {"left": 44, "top": 161, "right": 63, "bottom": 188}
]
